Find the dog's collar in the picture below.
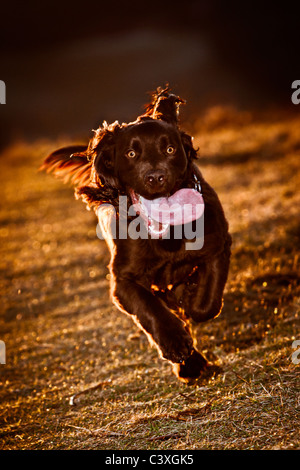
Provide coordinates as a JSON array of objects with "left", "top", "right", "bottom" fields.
[{"left": 193, "top": 173, "right": 202, "bottom": 194}]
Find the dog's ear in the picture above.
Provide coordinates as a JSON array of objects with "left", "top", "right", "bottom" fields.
[
  {"left": 142, "top": 85, "right": 185, "bottom": 124},
  {"left": 88, "top": 122, "right": 121, "bottom": 190},
  {"left": 40, "top": 145, "right": 91, "bottom": 186},
  {"left": 75, "top": 123, "right": 123, "bottom": 210},
  {"left": 180, "top": 131, "right": 198, "bottom": 162}
]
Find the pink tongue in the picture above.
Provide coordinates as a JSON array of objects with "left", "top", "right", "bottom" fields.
[{"left": 141, "top": 188, "right": 204, "bottom": 225}]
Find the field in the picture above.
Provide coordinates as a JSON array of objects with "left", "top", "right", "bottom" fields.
[{"left": 0, "top": 106, "right": 299, "bottom": 450}]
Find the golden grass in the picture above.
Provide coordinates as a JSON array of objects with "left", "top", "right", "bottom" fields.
[{"left": 0, "top": 108, "right": 299, "bottom": 449}]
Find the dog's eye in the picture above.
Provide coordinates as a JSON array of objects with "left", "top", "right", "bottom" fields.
[
  {"left": 126, "top": 150, "right": 136, "bottom": 158},
  {"left": 166, "top": 146, "right": 175, "bottom": 155}
]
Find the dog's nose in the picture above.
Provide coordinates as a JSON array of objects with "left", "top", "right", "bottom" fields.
[{"left": 145, "top": 170, "right": 166, "bottom": 187}]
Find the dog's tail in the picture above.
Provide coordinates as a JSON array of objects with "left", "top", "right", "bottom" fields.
[{"left": 40, "top": 145, "right": 92, "bottom": 186}]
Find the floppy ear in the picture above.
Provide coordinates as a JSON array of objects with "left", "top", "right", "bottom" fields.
[
  {"left": 93, "top": 133, "right": 116, "bottom": 186},
  {"left": 89, "top": 123, "right": 122, "bottom": 190},
  {"left": 180, "top": 131, "right": 198, "bottom": 162},
  {"left": 72, "top": 121, "right": 123, "bottom": 211},
  {"left": 143, "top": 85, "right": 185, "bottom": 124},
  {"left": 76, "top": 126, "right": 123, "bottom": 210}
]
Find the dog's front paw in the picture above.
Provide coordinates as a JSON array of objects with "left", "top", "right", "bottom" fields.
[
  {"left": 157, "top": 325, "right": 193, "bottom": 363},
  {"left": 172, "top": 348, "right": 211, "bottom": 384}
]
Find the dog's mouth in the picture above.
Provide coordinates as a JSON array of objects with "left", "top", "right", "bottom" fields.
[{"left": 129, "top": 187, "right": 204, "bottom": 239}]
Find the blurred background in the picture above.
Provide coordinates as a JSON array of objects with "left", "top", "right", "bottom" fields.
[{"left": 0, "top": 0, "right": 299, "bottom": 148}]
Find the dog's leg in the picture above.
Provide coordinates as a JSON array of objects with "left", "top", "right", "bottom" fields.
[
  {"left": 112, "top": 278, "right": 193, "bottom": 364},
  {"left": 172, "top": 250, "right": 230, "bottom": 383},
  {"left": 186, "top": 250, "right": 230, "bottom": 323}
]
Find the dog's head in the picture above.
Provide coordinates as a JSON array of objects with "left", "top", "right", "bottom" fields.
[
  {"left": 95, "top": 119, "right": 190, "bottom": 200},
  {"left": 41, "top": 86, "right": 198, "bottom": 211},
  {"left": 91, "top": 87, "right": 197, "bottom": 202}
]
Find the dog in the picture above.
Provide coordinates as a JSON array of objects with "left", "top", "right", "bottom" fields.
[{"left": 41, "top": 86, "right": 231, "bottom": 383}]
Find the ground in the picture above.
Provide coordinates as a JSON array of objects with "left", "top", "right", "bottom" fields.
[{"left": 0, "top": 106, "right": 299, "bottom": 450}]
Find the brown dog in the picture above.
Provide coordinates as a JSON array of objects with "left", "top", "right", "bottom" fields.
[{"left": 41, "top": 86, "right": 231, "bottom": 383}]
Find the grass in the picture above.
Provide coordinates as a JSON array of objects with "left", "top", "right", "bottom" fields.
[{"left": 0, "top": 106, "right": 299, "bottom": 449}]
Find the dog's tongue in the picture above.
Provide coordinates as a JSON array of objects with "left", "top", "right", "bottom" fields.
[{"left": 141, "top": 188, "right": 204, "bottom": 225}]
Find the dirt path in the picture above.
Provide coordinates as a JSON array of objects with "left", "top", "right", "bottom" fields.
[{"left": 0, "top": 108, "right": 299, "bottom": 449}]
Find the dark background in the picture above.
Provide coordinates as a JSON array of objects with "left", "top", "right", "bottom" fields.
[{"left": 0, "top": 0, "right": 299, "bottom": 148}]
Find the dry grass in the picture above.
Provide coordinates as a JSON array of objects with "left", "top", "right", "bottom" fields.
[{"left": 0, "top": 107, "right": 299, "bottom": 449}]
